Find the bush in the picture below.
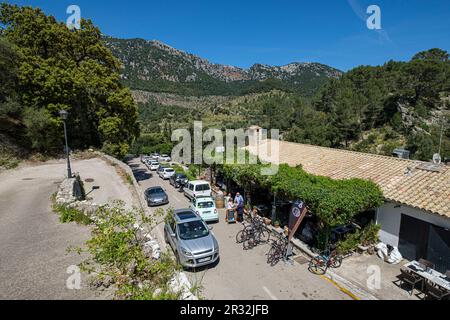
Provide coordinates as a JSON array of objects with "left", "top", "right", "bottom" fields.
[
  {"left": 76, "top": 203, "right": 186, "bottom": 300},
  {"left": 336, "top": 223, "right": 381, "bottom": 254},
  {"left": 52, "top": 201, "right": 91, "bottom": 225},
  {"left": 336, "top": 230, "right": 361, "bottom": 254}
]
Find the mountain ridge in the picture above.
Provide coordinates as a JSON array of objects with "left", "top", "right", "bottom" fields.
[{"left": 102, "top": 36, "right": 343, "bottom": 96}]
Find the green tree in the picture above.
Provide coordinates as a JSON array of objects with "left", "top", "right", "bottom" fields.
[{"left": 0, "top": 4, "right": 139, "bottom": 158}]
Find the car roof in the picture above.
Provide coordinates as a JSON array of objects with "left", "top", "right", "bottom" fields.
[
  {"left": 189, "top": 180, "right": 210, "bottom": 185},
  {"left": 174, "top": 209, "right": 201, "bottom": 223}
]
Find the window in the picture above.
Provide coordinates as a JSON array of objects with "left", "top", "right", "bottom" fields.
[
  {"left": 178, "top": 220, "right": 209, "bottom": 240},
  {"left": 147, "top": 187, "right": 164, "bottom": 194},
  {"left": 195, "top": 184, "right": 210, "bottom": 192},
  {"left": 198, "top": 201, "right": 214, "bottom": 209}
]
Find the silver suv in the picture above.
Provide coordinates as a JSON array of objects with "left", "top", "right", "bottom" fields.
[{"left": 164, "top": 209, "right": 219, "bottom": 268}]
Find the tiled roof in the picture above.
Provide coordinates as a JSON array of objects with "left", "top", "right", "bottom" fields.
[{"left": 246, "top": 140, "right": 450, "bottom": 219}]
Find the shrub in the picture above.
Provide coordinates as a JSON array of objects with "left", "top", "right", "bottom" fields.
[
  {"left": 76, "top": 203, "right": 186, "bottom": 300},
  {"left": 52, "top": 200, "right": 91, "bottom": 225}
]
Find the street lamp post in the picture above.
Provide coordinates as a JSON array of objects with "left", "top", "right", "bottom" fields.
[{"left": 59, "top": 110, "right": 72, "bottom": 178}]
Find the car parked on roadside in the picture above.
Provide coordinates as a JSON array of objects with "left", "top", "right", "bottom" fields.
[
  {"left": 141, "top": 155, "right": 150, "bottom": 164},
  {"left": 146, "top": 160, "right": 160, "bottom": 171},
  {"left": 169, "top": 173, "right": 188, "bottom": 188},
  {"left": 159, "top": 167, "right": 175, "bottom": 180},
  {"left": 164, "top": 209, "right": 219, "bottom": 268},
  {"left": 159, "top": 154, "right": 171, "bottom": 162},
  {"left": 144, "top": 186, "right": 169, "bottom": 207},
  {"left": 157, "top": 165, "right": 167, "bottom": 175},
  {"left": 184, "top": 180, "right": 212, "bottom": 200},
  {"left": 190, "top": 197, "right": 219, "bottom": 222}
]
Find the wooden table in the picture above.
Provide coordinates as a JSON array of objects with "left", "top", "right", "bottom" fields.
[{"left": 404, "top": 261, "right": 450, "bottom": 292}]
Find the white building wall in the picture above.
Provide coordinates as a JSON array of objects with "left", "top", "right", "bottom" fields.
[{"left": 376, "top": 202, "right": 450, "bottom": 247}]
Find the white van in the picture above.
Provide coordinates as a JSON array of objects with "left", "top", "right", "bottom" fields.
[{"left": 184, "top": 180, "right": 212, "bottom": 200}]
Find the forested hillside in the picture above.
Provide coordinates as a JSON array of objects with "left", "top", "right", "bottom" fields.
[
  {"left": 103, "top": 37, "right": 342, "bottom": 97},
  {"left": 0, "top": 4, "right": 139, "bottom": 163}
]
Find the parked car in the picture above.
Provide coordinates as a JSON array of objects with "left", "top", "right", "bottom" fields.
[
  {"left": 164, "top": 209, "right": 219, "bottom": 268},
  {"left": 190, "top": 197, "right": 219, "bottom": 222},
  {"left": 169, "top": 173, "right": 188, "bottom": 188},
  {"left": 144, "top": 186, "right": 169, "bottom": 207},
  {"left": 152, "top": 153, "right": 160, "bottom": 160},
  {"left": 157, "top": 165, "right": 167, "bottom": 176},
  {"left": 147, "top": 160, "right": 160, "bottom": 171},
  {"left": 159, "top": 154, "right": 171, "bottom": 162},
  {"left": 141, "top": 155, "right": 150, "bottom": 164},
  {"left": 184, "top": 180, "right": 212, "bottom": 200},
  {"left": 159, "top": 167, "right": 175, "bottom": 180}
]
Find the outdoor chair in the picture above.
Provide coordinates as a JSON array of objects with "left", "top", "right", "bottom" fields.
[
  {"left": 424, "top": 283, "right": 450, "bottom": 300},
  {"left": 396, "top": 268, "right": 424, "bottom": 296},
  {"left": 418, "top": 258, "right": 435, "bottom": 270}
]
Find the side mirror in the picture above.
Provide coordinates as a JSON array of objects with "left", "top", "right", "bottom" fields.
[
  {"left": 170, "top": 233, "right": 176, "bottom": 238},
  {"left": 208, "top": 226, "right": 213, "bottom": 231}
]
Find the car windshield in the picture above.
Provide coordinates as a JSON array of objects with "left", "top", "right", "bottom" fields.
[
  {"left": 165, "top": 169, "right": 174, "bottom": 173},
  {"left": 148, "top": 188, "right": 164, "bottom": 194},
  {"left": 177, "top": 174, "right": 186, "bottom": 179},
  {"left": 178, "top": 220, "right": 209, "bottom": 240},
  {"left": 197, "top": 201, "right": 214, "bottom": 209}
]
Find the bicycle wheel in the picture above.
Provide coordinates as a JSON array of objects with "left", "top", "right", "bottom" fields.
[
  {"left": 243, "top": 236, "right": 256, "bottom": 250},
  {"left": 267, "top": 247, "right": 277, "bottom": 265},
  {"left": 330, "top": 254, "right": 342, "bottom": 268},
  {"left": 308, "top": 256, "right": 327, "bottom": 275},
  {"left": 235, "top": 230, "right": 246, "bottom": 244},
  {"left": 257, "top": 229, "right": 270, "bottom": 243}
]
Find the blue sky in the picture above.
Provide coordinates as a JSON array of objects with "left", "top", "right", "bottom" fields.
[{"left": 4, "top": 0, "right": 450, "bottom": 71}]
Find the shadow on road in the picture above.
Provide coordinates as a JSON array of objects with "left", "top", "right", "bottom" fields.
[
  {"left": 187, "top": 257, "right": 221, "bottom": 273},
  {"left": 132, "top": 168, "right": 152, "bottom": 182}
]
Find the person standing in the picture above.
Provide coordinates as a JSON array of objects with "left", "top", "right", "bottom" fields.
[{"left": 234, "top": 192, "right": 244, "bottom": 222}]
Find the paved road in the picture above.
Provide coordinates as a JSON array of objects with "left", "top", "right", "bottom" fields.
[
  {"left": 0, "top": 158, "right": 134, "bottom": 299},
  {"left": 128, "top": 158, "right": 351, "bottom": 300}
]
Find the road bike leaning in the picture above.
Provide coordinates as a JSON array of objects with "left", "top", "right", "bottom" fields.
[
  {"left": 308, "top": 247, "right": 343, "bottom": 275},
  {"left": 266, "top": 234, "right": 289, "bottom": 266}
]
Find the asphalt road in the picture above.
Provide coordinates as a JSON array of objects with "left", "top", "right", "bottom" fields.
[
  {"left": 0, "top": 158, "right": 134, "bottom": 300},
  {"left": 128, "top": 158, "right": 351, "bottom": 300}
]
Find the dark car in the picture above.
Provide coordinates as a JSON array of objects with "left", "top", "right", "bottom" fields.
[
  {"left": 169, "top": 173, "right": 188, "bottom": 188},
  {"left": 145, "top": 186, "right": 169, "bottom": 207}
]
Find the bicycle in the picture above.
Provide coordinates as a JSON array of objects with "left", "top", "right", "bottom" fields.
[
  {"left": 308, "top": 248, "right": 343, "bottom": 275},
  {"left": 236, "top": 216, "right": 270, "bottom": 246},
  {"left": 266, "top": 235, "right": 289, "bottom": 266}
]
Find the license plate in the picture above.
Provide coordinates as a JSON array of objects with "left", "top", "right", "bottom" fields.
[
  {"left": 203, "top": 211, "right": 211, "bottom": 214},
  {"left": 198, "top": 257, "right": 211, "bottom": 263}
]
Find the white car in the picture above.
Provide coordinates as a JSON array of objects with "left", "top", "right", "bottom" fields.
[
  {"left": 147, "top": 160, "right": 160, "bottom": 171},
  {"left": 159, "top": 154, "right": 171, "bottom": 162},
  {"left": 190, "top": 197, "right": 219, "bottom": 222},
  {"left": 184, "top": 180, "right": 212, "bottom": 200},
  {"left": 158, "top": 167, "right": 176, "bottom": 180}
]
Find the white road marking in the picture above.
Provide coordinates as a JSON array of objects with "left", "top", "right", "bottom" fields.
[{"left": 262, "top": 286, "right": 278, "bottom": 300}]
